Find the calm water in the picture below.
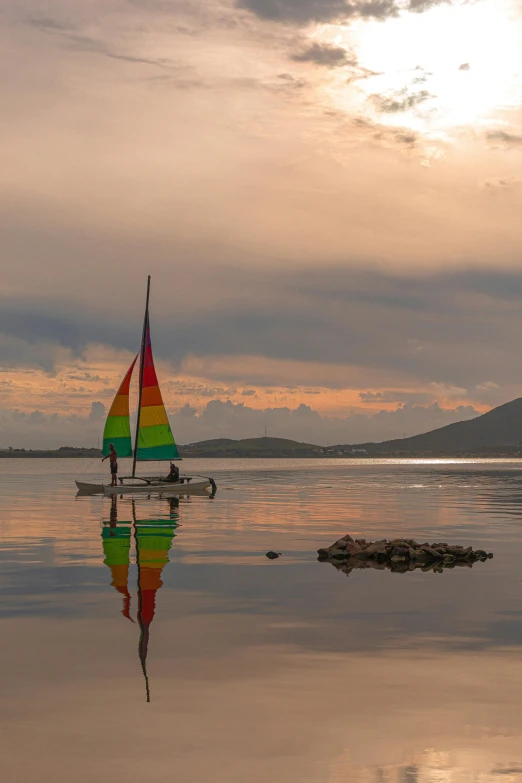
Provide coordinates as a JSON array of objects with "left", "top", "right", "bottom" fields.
[{"left": 2, "top": 458, "right": 522, "bottom": 782}]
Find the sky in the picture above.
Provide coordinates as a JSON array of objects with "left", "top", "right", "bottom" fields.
[{"left": 2, "top": 0, "right": 522, "bottom": 447}]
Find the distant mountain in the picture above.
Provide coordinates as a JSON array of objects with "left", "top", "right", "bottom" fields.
[{"left": 349, "top": 397, "right": 522, "bottom": 454}]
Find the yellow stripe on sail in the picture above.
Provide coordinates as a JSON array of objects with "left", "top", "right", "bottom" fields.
[{"left": 139, "top": 404, "right": 169, "bottom": 428}]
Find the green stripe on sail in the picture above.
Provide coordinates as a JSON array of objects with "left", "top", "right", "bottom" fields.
[
  {"left": 103, "top": 436, "right": 134, "bottom": 458},
  {"left": 103, "top": 415, "right": 132, "bottom": 440},
  {"left": 136, "top": 443, "right": 180, "bottom": 461},
  {"left": 137, "top": 423, "right": 179, "bottom": 461},
  {"left": 138, "top": 423, "right": 174, "bottom": 449}
]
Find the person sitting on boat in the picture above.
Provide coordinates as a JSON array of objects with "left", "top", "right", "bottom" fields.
[
  {"left": 102, "top": 443, "right": 118, "bottom": 487},
  {"left": 166, "top": 463, "right": 180, "bottom": 482}
]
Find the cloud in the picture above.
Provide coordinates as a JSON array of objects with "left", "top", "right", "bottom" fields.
[
  {"left": 486, "top": 130, "right": 522, "bottom": 148},
  {"left": 236, "top": 0, "right": 399, "bottom": 24},
  {"left": 0, "top": 398, "right": 480, "bottom": 449},
  {"left": 6, "top": 266, "right": 522, "bottom": 393},
  {"left": 481, "top": 176, "right": 521, "bottom": 191},
  {"left": 26, "top": 14, "right": 177, "bottom": 69},
  {"left": 88, "top": 401, "right": 106, "bottom": 421},
  {"left": 236, "top": 0, "right": 450, "bottom": 23},
  {"left": 290, "top": 42, "right": 356, "bottom": 68},
  {"left": 371, "top": 88, "right": 433, "bottom": 114},
  {"left": 407, "top": 0, "right": 447, "bottom": 11},
  {"left": 359, "top": 390, "right": 434, "bottom": 404},
  {"left": 27, "top": 17, "right": 76, "bottom": 33},
  {"left": 169, "top": 398, "right": 481, "bottom": 446}
]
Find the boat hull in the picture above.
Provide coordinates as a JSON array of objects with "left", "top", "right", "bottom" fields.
[{"left": 76, "top": 477, "right": 212, "bottom": 496}]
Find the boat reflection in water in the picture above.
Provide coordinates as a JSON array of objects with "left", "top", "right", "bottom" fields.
[{"left": 102, "top": 495, "right": 179, "bottom": 701}]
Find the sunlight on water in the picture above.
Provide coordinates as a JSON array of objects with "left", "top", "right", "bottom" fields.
[{"left": 2, "top": 458, "right": 522, "bottom": 781}]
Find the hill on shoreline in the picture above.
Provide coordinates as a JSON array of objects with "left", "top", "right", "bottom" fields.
[
  {"left": 181, "top": 436, "right": 323, "bottom": 457},
  {"left": 350, "top": 397, "right": 522, "bottom": 454}
]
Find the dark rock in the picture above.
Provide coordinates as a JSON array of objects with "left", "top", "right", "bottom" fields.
[
  {"left": 319, "top": 536, "right": 492, "bottom": 574},
  {"left": 488, "top": 553, "right": 494, "bottom": 559},
  {"left": 421, "top": 546, "right": 443, "bottom": 560},
  {"left": 363, "top": 542, "right": 389, "bottom": 557},
  {"left": 446, "top": 546, "right": 465, "bottom": 557},
  {"left": 266, "top": 551, "right": 282, "bottom": 560},
  {"left": 391, "top": 546, "right": 410, "bottom": 558}
]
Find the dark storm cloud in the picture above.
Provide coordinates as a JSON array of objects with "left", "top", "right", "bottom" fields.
[
  {"left": 4, "top": 266, "right": 522, "bottom": 391},
  {"left": 290, "top": 42, "right": 356, "bottom": 67}
]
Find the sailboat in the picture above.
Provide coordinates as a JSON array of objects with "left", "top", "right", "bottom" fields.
[{"left": 76, "top": 276, "right": 215, "bottom": 495}]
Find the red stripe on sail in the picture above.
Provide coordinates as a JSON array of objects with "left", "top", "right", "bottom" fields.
[
  {"left": 118, "top": 355, "right": 138, "bottom": 396},
  {"left": 141, "top": 322, "right": 160, "bottom": 389},
  {"left": 142, "top": 364, "right": 159, "bottom": 389}
]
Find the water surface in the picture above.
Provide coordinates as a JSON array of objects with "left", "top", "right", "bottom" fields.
[{"left": 2, "top": 458, "right": 522, "bottom": 782}]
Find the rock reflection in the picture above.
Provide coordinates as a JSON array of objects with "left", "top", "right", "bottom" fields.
[{"left": 101, "top": 496, "right": 179, "bottom": 701}]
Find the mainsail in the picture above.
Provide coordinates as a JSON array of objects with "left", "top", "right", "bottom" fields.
[
  {"left": 102, "top": 355, "right": 138, "bottom": 457},
  {"left": 135, "top": 314, "right": 180, "bottom": 462}
]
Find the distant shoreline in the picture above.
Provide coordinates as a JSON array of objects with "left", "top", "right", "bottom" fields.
[{"left": 2, "top": 449, "right": 522, "bottom": 459}]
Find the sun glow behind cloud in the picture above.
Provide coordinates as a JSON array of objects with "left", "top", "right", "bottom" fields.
[{"left": 321, "top": 0, "right": 522, "bottom": 133}]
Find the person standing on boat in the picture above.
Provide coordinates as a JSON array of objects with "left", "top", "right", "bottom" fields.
[{"left": 102, "top": 443, "right": 118, "bottom": 486}]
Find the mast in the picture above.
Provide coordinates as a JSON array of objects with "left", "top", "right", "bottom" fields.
[
  {"left": 132, "top": 500, "right": 151, "bottom": 703},
  {"left": 132, "top": 275, "right": 151, "bottom": 478}
]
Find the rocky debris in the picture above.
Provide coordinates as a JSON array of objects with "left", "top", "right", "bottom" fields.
[
  {"left": 318, "top": 537, "right": 493, "bottom": 574},
  {"left": 266, "top": 551, "right": 282, "bottom": 560}
]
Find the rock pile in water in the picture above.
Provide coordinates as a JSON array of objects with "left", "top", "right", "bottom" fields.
[{"left": 318, "top": 535, "right": 493, "bottom": 575}]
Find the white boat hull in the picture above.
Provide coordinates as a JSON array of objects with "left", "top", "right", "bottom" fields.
[{"left": 76, "top": 476, "right": 213, "bottom": 496}]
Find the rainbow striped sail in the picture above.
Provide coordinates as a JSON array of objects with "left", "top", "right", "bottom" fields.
[
  {"left": 102, "top": 355, "right": 138, "bottom": 457},
  {"left": 136, "top": 316, "right": 180, "bottom": 462}
]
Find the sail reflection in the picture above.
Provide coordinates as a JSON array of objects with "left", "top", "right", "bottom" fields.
[{"left": 101, "top": 495, "right": 179, "bottom": 701}]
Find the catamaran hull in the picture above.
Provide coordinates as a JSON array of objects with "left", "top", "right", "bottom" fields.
[{"left": 76, "top": 477, "right": 213, "bottom": 496}]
